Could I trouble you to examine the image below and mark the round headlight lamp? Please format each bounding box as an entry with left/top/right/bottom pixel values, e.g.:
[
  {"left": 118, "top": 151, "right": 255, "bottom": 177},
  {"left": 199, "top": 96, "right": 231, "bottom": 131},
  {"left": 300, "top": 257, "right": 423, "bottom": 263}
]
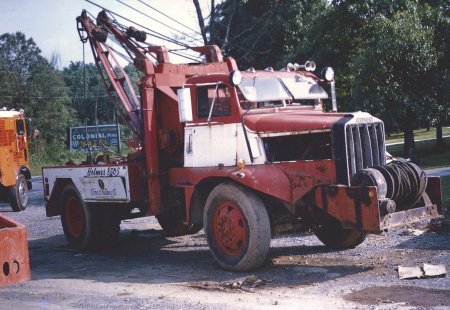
[
  {"left": 322, "top": 67, "right": 335, "bottom": 82},
  {"left": 229, "top": 70, "right": 243, "bottom": 86}
]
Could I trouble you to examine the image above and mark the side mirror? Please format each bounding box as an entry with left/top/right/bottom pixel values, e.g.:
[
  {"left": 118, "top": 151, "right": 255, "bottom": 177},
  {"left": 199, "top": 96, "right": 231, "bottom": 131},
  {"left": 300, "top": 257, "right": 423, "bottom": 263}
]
[{"left": 177, "top": 88, "right": 193, "bottom": 122}]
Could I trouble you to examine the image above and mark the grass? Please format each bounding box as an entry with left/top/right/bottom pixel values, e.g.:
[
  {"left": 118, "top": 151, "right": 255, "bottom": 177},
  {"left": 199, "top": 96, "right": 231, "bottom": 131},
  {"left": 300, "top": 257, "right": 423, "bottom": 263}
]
[
  {"left": 387, "top": 136, "right": 450, "bottom": 169},
  {"left": 385, "top": 127, "right": 450, "bottom": 144}
]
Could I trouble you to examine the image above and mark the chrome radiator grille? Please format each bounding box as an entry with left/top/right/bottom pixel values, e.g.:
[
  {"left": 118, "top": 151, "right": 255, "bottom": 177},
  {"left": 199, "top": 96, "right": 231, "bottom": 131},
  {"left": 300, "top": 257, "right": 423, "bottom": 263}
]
[{"left": 345, "top": 122, "right": 386, "bottom": 178}]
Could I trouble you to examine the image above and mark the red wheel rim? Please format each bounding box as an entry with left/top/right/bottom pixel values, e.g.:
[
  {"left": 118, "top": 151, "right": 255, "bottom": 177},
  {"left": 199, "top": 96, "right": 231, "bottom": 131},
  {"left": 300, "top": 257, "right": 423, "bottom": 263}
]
[
  {"left": 66, "top": 196, "right": 84, "bottom": 238},
  {"left": 212, "top": 200, "right": 247, "bottom": 256}
]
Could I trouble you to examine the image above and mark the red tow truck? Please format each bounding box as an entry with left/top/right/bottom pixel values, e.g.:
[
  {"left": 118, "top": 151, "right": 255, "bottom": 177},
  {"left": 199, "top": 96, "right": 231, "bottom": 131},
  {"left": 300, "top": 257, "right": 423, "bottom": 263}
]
[{"left": 42, "top": 10, "right": 442, "bottom": 271}]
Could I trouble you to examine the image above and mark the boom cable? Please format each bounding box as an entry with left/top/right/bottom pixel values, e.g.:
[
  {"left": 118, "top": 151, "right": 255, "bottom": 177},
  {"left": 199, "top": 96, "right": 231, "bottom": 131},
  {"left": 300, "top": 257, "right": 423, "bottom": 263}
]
[
  {"left": 136, "top": 0, "right": 203, "bottom": 36},
  {"left": 84, "top": 0, "right": 192, "bottom": 49},
  {"left": 115, "top": 0, "right": 203, "bottom": 45}
]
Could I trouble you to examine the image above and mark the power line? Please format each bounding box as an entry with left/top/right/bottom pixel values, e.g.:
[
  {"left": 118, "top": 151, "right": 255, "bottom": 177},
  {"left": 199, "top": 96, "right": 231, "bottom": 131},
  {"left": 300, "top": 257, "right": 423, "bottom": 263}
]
[
  {"left": 136, "top": 0, "right": 202, "bottom": 36},
  {"left": 115, "top": 0, "right": 203, "bottom": 45}
]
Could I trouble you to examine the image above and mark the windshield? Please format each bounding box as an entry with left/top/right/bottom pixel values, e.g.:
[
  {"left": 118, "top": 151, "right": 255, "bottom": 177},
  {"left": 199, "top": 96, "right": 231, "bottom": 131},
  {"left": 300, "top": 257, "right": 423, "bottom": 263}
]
[
  {"left": 237, "top": 75, "right": 328, "bottom": 110},
  {"left": 238, "top": 78, "right": 291, "bottom": 102},
  {"left": 281, "top": 75, "right": 328, "bottom": 100}
]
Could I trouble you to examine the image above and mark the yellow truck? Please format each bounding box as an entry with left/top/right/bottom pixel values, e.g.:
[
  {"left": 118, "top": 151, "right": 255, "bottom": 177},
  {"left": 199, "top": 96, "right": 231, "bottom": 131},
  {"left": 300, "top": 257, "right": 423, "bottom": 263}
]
[{"left": 0, "top": 109, "right": 32, "bottom": 211}]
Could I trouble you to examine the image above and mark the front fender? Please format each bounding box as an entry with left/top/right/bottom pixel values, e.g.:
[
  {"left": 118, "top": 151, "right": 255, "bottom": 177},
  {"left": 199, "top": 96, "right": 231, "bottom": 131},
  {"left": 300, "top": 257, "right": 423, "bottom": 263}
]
[{"left": 229, "top": 165, "right": 293, "bottom": 203}]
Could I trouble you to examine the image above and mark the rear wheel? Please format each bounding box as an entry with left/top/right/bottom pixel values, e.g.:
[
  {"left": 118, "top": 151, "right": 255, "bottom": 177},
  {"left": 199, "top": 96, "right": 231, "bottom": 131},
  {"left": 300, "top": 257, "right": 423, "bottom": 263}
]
[
  {"left": 314, "top": 219, "right": 367, "bottom": 249},
  {"left": 157, "top": 189, "right": 202, "bottom": 237},
  {"left": 204, "top": 182, "right": 271, "bottom": 271},
  {"left": 94, "top": 206, "right": 121, "bottom": 246},
  {"left": 9, "top": 174, "right": 28, "bottom": 212},
  {"left": 60, "top": 184, "right": 94, "bottom": 250},
  {"left": 157, "top": 214, "right": 202, "bottom": 237},
  {"left": 60, "top": 185, "right": 121, "bottom": 250}
]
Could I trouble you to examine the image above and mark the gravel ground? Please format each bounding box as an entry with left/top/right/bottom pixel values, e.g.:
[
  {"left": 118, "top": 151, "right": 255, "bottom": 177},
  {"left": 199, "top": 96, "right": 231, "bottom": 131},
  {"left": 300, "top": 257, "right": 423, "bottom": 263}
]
[{"left": 1, "top": 177, "right": 449, "bottom": 310}]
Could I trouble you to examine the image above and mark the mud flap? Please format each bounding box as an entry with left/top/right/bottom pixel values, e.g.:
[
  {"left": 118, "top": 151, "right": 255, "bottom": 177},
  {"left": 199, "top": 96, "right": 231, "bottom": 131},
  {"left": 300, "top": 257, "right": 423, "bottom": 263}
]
[{"left": 0, "top": 215, "right": 30, "bottom": 287}]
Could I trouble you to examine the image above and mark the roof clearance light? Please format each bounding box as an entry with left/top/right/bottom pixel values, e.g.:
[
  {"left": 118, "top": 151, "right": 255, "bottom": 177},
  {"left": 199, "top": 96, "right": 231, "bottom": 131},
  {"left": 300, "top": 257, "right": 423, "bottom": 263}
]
[
  {"left": 322, "top": 67, "right": 335, "bottom": 82},
  {"left": 229, "top": 70, "right": 243, "bottom": 86}
]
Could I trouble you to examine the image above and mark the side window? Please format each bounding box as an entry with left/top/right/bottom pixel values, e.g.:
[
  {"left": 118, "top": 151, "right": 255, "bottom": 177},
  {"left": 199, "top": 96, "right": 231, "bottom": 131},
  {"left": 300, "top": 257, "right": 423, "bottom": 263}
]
[
  {"left": 16, "top": 119, "right": 25, "bottom": 135},
  {"left": 197, "top": 84, "right": 231, "bottom": 119}
]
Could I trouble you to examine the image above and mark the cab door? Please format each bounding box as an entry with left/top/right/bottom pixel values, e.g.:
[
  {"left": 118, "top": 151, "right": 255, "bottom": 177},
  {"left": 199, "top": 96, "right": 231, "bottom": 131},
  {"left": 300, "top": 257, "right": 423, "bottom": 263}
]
[{"left": 184, "top": 83, "right": 238, "bottom": 168}]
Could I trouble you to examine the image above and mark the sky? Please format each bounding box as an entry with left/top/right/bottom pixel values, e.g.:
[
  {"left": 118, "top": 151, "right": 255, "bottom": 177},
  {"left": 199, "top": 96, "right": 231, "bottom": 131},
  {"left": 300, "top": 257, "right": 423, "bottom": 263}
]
[{"left": 0, "top": 0, "right": 210, "bottom": 68}]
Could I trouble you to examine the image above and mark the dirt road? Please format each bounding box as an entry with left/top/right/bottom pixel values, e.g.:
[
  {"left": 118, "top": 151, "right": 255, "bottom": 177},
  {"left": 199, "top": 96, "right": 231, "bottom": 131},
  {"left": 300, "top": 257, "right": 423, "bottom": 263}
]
[{"left": 1, "top": 177, "right": 449, "bottom": 309}]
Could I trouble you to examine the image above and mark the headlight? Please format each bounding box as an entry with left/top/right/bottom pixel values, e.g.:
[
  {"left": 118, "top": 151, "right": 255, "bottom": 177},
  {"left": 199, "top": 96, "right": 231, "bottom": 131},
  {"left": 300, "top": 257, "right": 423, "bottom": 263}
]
[
  {"left": 321, "top": 67, "right": 335, "bottom": 82},
  {"left": 229, "top": 70, "right": 243, "bottom": 86}
]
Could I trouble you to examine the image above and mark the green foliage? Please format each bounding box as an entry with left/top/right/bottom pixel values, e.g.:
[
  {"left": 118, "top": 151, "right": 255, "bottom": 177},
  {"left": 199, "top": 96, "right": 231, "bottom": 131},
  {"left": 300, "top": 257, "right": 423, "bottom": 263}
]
[
  {"left": 210, "top": 0, "right": 450, "bottom": 159},
  {"left": 0, "top": 32, "right": 75, "bottom": 155},
  {"left": 351, "top": 4, "right": 438, "bottom": 124},
  {"left": 62, "top": 62, "right": 113, "bottom": 126},
  {"left": 211, "top": 0, "right": 329, "bottom": 69}
]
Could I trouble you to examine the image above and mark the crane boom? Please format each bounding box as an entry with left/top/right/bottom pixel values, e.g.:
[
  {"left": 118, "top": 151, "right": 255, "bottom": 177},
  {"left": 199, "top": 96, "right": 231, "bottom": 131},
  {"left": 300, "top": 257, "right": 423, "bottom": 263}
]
[{"left": 76, "top": 10, "right": 149, "bottom": 140}]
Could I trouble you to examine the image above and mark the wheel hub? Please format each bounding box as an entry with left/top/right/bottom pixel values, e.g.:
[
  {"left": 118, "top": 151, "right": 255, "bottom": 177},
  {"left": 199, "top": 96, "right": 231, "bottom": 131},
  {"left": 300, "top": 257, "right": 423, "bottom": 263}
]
[{"left": 213, "top": 201, "right": 247, "bottom": 256}]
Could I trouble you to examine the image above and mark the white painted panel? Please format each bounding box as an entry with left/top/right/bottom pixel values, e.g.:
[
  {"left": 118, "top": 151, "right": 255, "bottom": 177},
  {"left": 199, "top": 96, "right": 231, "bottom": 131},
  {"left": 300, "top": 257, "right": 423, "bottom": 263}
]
[
  {"left": 43, "top": 165, "right": 130, "bottom": 202},
  {"left": 236, "top": 124, "right": 266, "bottom": 165},
  {"left": 184, "top": 123, "right": 237, "bottom": 167}
]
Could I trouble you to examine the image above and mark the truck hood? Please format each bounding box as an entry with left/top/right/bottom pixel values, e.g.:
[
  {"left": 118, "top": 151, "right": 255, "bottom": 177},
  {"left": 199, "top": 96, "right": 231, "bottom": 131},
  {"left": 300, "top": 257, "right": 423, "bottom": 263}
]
[{"left": 243, "top": 110, "right": 349, "bottom": 134}]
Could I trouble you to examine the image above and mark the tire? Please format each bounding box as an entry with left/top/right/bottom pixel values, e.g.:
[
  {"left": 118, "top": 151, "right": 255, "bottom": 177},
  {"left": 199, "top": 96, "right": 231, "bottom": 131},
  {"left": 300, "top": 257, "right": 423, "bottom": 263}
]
[
  {"left": 157, "top": 189, "right": 202, "bottom": 237},
  {"left": 157, "top": 213, "right": 202, "bottom": 237},
  {"left": 203, "top": 182, "right": 271, "bottom": 271},
  {"left": 314, "top": 219, "right": 367, "bottom": 249},
  {"left": 9, "top": 174, "right": 28, "bottom": 212},
  {"left": 95, "top": 206, "right": 121, "bottom": 246},
  {"left": 60, "top": 184, "right": 96, "bottom": 250},
  {"left": 60, "top": 185, "right": 121, "bottom": 250}
]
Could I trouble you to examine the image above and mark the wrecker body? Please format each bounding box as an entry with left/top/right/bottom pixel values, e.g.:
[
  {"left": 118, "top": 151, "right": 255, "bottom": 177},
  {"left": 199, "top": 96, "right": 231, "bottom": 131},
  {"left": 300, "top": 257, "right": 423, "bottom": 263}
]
[
  {"left": 42, "top": 10, "right": 443, "bottom": 271},
  {"left": 0, "top": 109, "right": 32, "bottom": 212}
]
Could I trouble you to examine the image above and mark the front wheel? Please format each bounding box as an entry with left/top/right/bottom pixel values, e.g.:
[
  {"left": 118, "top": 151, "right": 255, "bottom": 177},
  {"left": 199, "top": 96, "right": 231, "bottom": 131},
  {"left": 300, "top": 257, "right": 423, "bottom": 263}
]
[
  {"left": 9, "top": 174, "right": 28, "bottom": 212},
  {"left": 204, "top": 182, "right": 271, "bottom": 271},
  {"left": 314, "top": 219, "right": 367, "bottom": 249}
]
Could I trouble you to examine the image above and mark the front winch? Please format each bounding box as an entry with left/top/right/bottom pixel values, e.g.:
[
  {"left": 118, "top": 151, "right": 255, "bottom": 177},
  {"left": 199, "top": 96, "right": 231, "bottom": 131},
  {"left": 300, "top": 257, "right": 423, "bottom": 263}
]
[{"left": 351, "top": 161, "right": 428, "bottom": 214}]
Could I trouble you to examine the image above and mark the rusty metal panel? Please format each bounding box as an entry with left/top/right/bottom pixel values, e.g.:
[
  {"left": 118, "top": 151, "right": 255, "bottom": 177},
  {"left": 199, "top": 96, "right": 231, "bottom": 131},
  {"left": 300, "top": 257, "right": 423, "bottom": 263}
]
[
  {"left": 0, "top": 215, "right": 30, "bottom": 287},
  {"left": 314, "top": 185, "right": 381, "bottom": 232}
]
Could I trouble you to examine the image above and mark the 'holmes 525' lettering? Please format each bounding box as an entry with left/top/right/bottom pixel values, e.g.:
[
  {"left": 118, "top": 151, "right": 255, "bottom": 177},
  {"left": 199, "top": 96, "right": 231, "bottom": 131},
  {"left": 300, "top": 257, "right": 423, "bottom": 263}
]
[{"left": 86, "top": 167, "right": 120, "bottom": 177}]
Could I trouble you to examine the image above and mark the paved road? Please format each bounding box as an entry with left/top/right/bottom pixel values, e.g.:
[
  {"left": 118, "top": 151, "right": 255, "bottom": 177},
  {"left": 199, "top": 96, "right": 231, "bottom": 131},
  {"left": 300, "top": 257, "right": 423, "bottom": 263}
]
[{"left": 426, "top": 166, "right": 450, "bottom": 177}]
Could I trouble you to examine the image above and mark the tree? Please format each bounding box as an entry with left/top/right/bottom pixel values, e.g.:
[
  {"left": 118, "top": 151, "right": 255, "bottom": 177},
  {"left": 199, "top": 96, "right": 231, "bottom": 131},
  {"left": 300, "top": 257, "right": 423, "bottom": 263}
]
[
  {"left": 0, "top": 32, "right": 42, "bottom": 109},
  {"left": 424, "top": 2, "right": 450, "bottom": 148},
  {"left": 204, "top": 0, "right": 329, "bottom": 69},
  {"left": 26, "top": 58, "right": 75, "bottom": 146},
  {"left": 351, "top": 4, "right": 439, "bottom": 160},
  {"left": 0, "top": 32, "right": 75, "bottom": 160}
]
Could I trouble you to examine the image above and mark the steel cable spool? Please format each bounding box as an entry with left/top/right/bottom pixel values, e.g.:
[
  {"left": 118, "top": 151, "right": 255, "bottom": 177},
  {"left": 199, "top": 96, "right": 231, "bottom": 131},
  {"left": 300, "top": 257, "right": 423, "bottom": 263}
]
[
  {"left": 383, "top": 164, "right": 401, "bottom": 201},
  {"left": 395, "top": 161, "right": 427, "bottom": 208},
  {"left": 351, "top": 168, "right": 387, "bottom": 199},
  {"left": 372, "top": 165, "right": 395, "bottom": 198},
  {"left": 371, "top": 161, "right": 428, "bottom": 209}
]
